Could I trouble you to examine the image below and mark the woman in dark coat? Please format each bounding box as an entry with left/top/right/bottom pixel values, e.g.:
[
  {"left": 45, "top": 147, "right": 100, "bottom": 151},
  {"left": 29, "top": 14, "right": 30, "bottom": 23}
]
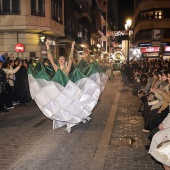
[
  {"left": 0, "top": 61, "right": 9, "bottom": 112},
  {"left": 15, "top": 60, "right": 29, "bottom": 106}
]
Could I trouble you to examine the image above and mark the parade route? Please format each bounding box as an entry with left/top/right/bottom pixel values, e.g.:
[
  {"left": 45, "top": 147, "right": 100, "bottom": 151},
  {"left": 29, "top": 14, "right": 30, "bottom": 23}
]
[{"left": 0, "top": 71, "right": 163, "bottom": 170}]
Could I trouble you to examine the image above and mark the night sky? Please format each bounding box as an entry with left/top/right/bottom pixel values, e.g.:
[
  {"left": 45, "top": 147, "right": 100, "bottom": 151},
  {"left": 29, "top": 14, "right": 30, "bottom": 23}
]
[
  {"left": 118, "top": 0, "right": 134, "bottom": 30},
  {"left": 108, "top": 0, "right": 134, "bottom": 30}
]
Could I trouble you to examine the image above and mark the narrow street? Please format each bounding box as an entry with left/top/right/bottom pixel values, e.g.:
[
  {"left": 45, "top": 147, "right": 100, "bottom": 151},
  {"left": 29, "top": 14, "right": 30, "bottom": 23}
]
[{"left": 0, "top": 72, "right": 163, "bottom": 170}]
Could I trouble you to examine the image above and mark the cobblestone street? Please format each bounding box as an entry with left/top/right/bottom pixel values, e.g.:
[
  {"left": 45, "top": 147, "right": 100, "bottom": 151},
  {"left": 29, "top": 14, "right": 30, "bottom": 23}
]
[
  {"left": 104, "top": 77, "right": 163, "bottom": 170},
  {"left": 0, "top": 71, "right": 163, "bottom": 170}
]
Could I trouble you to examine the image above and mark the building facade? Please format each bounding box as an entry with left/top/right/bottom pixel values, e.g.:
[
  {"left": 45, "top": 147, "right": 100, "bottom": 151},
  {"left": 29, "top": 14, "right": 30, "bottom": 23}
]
[
  {"left": 0, "top": 0, "right": 65, "bottom": 58},
  {"left": 134, "top": 0, "right": 170, "bottom": 58},
  {"left": 0, "top": 0, "right": 105, "bottom": 60}
]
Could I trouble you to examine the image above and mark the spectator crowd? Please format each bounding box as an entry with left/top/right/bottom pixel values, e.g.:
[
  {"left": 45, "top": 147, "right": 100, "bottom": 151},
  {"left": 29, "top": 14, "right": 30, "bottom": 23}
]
[
  {"left": 121, "top": 58, "right": 170, "bottom": 170},
  {"left": 0, "top": 52, "right": 41, "bottom": 113}
]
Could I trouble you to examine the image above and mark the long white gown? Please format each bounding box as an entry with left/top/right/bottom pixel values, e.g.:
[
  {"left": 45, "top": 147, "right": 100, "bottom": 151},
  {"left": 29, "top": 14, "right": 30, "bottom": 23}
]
[{"left": 149, "top": 128, "right": 170, "bottom": 166}]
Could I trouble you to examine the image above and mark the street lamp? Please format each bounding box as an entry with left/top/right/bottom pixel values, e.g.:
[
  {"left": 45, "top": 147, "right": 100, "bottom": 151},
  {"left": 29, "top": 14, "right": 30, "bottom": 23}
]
[{"left": 125, "top": 19, "right": 132, "bottom": 64}]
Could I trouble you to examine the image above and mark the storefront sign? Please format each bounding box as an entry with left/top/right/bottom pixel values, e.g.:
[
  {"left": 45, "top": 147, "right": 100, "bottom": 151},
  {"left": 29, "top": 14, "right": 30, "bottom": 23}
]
[
  {"left": 15, "top": 43, "right": 25, "bottom": 53},
  {"left": 114, "top": 30, "right": 128, "bottom": 36},
  {"left": 140, "top": 46, "right": 170, "bottom": 53},
  {"left": 106, "top": 30, "right": 129, "bottom": 37},
  {"left": 144, "top": 53, "right": 159, "bottom": 57},
  {"left": 152, "top": 29, "right": 162, "bottom": 47}
]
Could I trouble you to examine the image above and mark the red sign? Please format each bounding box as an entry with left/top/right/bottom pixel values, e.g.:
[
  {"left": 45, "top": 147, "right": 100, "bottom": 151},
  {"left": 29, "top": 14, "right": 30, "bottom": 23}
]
[
  {"left": 15, "top": 43, "right": 25, "bottom": 53},
  {"left": 140, "top": 46, "right": 170, "bottom": 53}
]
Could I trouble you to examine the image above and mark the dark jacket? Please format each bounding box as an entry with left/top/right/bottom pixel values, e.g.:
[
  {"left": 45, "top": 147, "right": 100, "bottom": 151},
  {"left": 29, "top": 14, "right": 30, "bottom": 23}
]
[
  {"left": 0, "top": 69, "right": 7, "bottom": 93},
  {"left": 121, "top": 64, "right": 131, "bottom": 77}
]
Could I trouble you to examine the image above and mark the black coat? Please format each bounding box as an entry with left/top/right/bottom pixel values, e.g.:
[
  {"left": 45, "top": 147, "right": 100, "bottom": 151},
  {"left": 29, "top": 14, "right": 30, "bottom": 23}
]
[
  {"left": 0, "top": 69, "right": 7, "bottom": 93},
  {"left": 15, "top": 66, "right": 28, "bottom": 94},
  {"left": 121, "top": 64, "right": 131, "bottom": 77}
]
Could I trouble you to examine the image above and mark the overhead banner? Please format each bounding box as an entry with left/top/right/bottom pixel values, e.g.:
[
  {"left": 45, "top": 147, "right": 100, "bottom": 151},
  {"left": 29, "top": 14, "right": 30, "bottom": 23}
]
[{"left": 107, "top": 30, "right": 129, "bottom": 37}]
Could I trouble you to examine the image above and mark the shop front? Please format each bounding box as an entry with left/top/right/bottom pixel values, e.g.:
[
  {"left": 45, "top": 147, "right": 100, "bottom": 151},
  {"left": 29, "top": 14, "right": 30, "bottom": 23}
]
[{"left": 140, "top": 46, "right": 170, "bottom": 60}]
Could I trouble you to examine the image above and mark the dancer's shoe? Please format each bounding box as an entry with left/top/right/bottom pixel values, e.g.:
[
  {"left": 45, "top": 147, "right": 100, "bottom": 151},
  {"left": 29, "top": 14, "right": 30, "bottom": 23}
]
[
  {"left": 66, "top": 124, "right": 71, "bottom": 133},
  {"left": 82, "top": 120, "right": 87, "bottom": 123},
  {"left": 87, "top": 117, "right": 91, "bottom": 121},
  {"left": 67, "top": 127, "right": 71, "bottom": 133}
]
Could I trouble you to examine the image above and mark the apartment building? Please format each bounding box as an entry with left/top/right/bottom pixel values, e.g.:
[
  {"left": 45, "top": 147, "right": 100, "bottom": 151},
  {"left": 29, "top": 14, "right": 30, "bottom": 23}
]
[
  {"left": 134, "top": 0, "right": 170, "bottom": 58},
  {"left": 0, "top": 0, "right": 104, "bottom": 59}
]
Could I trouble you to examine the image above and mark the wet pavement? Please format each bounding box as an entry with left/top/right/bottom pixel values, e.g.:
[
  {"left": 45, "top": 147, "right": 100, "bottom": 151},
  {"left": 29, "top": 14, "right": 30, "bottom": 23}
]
[{"left": 0, "top": 71, "right": 163, "bottom": 170}]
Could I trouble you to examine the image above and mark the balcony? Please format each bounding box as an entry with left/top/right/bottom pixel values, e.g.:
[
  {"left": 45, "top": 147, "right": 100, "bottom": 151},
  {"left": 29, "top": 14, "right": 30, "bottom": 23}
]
[
  {"left": 80, "top": 2, "right": 92, "bottom": 22},
  {"left": 0, "top": 15, "right": 64, "bottom": 37},
  {"left": 67, "top": 0, "right": 81, "bottom": 15},
  {"left": 134, "top": 18, "right": 170, "bottom": 35}
]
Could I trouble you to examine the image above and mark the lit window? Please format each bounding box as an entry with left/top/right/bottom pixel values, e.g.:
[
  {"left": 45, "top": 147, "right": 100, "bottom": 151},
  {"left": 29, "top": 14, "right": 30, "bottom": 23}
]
[
  {"left": 0, "top": 0, "right": 20, "bottom": 14},
  {"left": 155, "top": 10, "right": 163, "bottom": 19}
]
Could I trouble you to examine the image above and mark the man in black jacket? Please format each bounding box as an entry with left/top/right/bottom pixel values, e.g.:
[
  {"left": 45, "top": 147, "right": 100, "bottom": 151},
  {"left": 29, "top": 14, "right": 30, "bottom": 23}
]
[{"left": 121, "top": 61, "right": 131, "bottom": 87}]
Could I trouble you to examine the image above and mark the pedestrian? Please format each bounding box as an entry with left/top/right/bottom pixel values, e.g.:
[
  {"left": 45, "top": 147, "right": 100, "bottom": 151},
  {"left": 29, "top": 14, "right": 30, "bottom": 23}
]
[
  {"left": 120, "top": 60, "right": 131, "bottom": 87},
  {"left": 15, "top": 60, "right": 29, "bottom": 106},
  {"left": 0, "top": 61, "right": 8, "bottom": 112},
  {"left": 3, "top": 60, "right": 22, "bottom": 108}
]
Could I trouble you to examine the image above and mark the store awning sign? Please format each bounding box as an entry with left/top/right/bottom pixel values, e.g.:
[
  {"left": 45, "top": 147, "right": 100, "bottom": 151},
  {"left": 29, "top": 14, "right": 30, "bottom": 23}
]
[
  {"left": 140, "top": 46, "right": 170, "bottom": 53},
  {"left": 145, "top": 52, "right": 159, "bottom": 57}
]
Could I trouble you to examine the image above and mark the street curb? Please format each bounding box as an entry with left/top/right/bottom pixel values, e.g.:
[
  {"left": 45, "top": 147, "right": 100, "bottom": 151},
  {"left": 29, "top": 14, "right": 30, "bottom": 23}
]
[{"left": 90, "top": 87, "right": 121, "bottom": 170}]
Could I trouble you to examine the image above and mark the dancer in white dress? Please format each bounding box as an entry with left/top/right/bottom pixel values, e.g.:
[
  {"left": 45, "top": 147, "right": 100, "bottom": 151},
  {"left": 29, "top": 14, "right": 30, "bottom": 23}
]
[
  {"left": 149, "top": 113, "right": 170, "bottom": 170},
  {"left": 46, "top": 41, "right": 75, "bottom": 133},
  {"left": 46, "top": 41, "right": 75, "bottom": 76}
]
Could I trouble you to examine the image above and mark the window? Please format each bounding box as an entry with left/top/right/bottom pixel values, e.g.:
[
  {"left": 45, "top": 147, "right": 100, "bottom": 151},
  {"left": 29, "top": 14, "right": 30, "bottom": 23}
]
[
  {"left": 155, "top": 10, "right": 163, "bottom": 19},
  {"left": 78, "top": 25, "right": 83, "bottom": 38},
  {"left": 84, "top": 29, "right": 88, "bottom": 40},
  {"left": 65, "top": 10, "right": 75, "bottom": 38},
  {"left": 146, "top": 11, "right": 153, "bottom": 20},
  {"left": 0, "top": 0, "right": 20, "bottom": 14},
  {"left": 141, "top": 13, "right": 147, "bottom": 20},
  {"left": 90, "top": 38, "right": 95, "bottom": 46},
  {"left": 51, "top": 0, "right": 62, "bottom": 24},
  {"left": 141, "top": 11, "right": 153, "bottom": 20},
  {"left": 103, "top": 26, "right": 106, "bottom": 35},
  {"left": 30, "top": 52, "right": 36, "bottom": 58},
  {"left": 31, "top": 0, "right": 45, "bottom": 17},
  {"left": 141, "top": 30, "right": 152, "bottom": 40},
  {"left": 164, "top": 29, "right": 170, "bottom": 38}
]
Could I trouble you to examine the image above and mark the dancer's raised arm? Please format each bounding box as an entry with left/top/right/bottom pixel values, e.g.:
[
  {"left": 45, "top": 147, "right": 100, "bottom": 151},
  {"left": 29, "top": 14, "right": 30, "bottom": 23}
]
[
  {"left": 46, "top": 41, "right": 58, "bottom": 72},
  {"left": 65, "top": 41, "right": 75, "bottom": 75}
]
